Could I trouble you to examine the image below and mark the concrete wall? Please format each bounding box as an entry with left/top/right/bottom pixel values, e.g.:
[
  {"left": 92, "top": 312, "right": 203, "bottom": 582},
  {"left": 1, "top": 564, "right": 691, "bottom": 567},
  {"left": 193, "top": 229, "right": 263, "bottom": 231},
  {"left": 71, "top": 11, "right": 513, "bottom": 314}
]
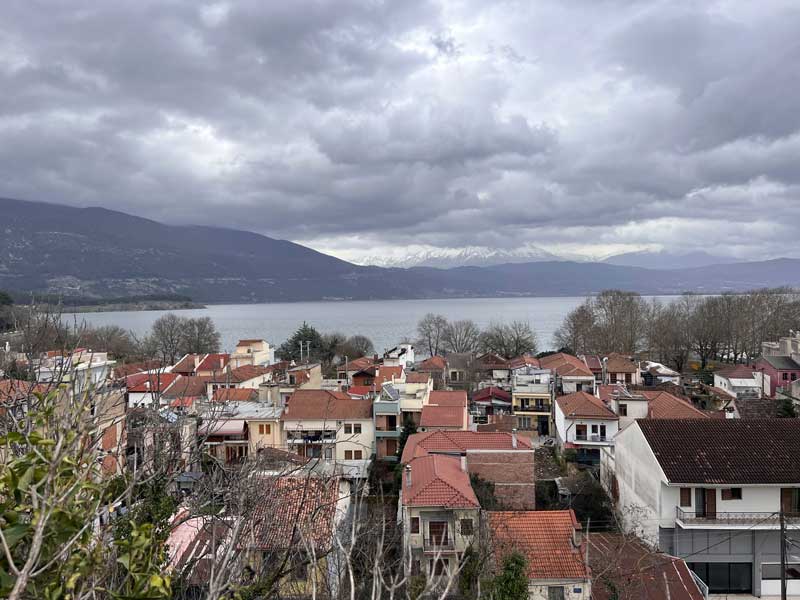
[{"left": 528, "top": 580, "right": 590, "bottom": 600}]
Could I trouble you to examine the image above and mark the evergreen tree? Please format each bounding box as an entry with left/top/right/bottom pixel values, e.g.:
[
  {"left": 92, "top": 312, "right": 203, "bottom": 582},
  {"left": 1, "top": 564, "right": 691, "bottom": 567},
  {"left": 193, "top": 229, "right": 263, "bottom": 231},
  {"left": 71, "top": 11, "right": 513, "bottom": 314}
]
[{"left": 491, "top": 552, "right": 529, "bottom": 600}]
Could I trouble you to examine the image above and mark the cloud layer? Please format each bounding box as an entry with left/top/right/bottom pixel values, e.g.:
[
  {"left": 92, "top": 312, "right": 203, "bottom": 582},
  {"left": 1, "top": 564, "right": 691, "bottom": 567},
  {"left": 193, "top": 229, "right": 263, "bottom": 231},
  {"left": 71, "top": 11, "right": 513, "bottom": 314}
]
[{"left": 1, "top": 0, "right": 799, "bottom": 262}]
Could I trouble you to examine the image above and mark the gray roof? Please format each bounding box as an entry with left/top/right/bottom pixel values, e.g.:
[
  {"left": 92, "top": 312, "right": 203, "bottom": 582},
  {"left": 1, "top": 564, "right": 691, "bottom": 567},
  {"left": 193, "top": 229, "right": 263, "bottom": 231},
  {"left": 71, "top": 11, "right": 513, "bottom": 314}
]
[{"left": 761, "top": 355, "right": 800, "bottom": 370}]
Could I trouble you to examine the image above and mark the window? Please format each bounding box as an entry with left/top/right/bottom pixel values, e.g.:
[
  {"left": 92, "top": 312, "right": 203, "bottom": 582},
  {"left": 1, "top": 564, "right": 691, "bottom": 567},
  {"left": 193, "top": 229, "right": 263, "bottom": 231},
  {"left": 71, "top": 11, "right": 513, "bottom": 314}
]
[
  {"left": 353, "top": 423, "right": 362, "bottom": 434},
  {"left": 548, "top": 587, "right": 566, "bottom": 600},
  {"left": 353, "top": 450, "right": 363, "bottom": 460},
  {"left": 518, "top": 416, "right": 532, "bottom": 430},
  {"left": 460, "top": 519, "right": 473, "bottom": 536},
  {"left": 291, "top": 560, "right": 307, "bottom": 581},
  {"left": 591, "top": 424, "right": 599, "bottom": 434},
  {"left": 618, "top": 403, "right": 627, "bottom": 416},
  {"left": 625, "top": 373, "right": 632, "bottom": 384},
  {"left": 793, "top": 373, "right": 798, "bottom": 381},
  {"left": 258, "top": 423, "right": 271, "bottom": 435},
  {"left": 344, "top": 424, "right": 353, "bottom": 434},
  {"left": 721, "top": 488, "right": 742, "bottom": 500},
  {"left": 258, "top": 424, "right": 264, "bottom": 435},
  {"left": 680, "top": 487, "right": 692, "bottom": 507},
  {"left": 429, "top": 559, "right": 447, "bottom": 576},
  {"left": 410, "top": 517, "right": 420, "bottom": 534},
  {"left": 344, "top": 450, "right": 353, "bottom": 460},
  {"left": 783, "top": 372, "right": 789, "bottom": 380},
  {"left": 324, "top": 447, "right": 333, "bottom": 460}
]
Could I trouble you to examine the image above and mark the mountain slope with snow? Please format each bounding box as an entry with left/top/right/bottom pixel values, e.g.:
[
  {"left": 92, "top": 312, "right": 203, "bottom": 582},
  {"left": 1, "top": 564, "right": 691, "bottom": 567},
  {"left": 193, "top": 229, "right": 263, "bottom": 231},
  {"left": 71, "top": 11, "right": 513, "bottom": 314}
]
[{"left": 357, "top": 246, "right": 560, "bottom": 269}]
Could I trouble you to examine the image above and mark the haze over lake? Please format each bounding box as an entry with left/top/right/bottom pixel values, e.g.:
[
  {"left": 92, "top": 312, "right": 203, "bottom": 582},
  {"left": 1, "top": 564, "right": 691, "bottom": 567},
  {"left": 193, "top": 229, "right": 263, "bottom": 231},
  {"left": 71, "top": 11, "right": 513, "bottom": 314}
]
[{"left": 64, "top": 296, "right": 676, "bottom": 356}]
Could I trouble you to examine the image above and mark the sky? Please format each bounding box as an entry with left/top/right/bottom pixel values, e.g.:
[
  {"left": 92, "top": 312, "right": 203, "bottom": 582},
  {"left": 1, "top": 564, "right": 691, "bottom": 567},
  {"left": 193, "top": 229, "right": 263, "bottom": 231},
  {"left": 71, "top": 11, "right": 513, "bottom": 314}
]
[{"left": 1, "top": 0, "right": 799, "bottom": 264}]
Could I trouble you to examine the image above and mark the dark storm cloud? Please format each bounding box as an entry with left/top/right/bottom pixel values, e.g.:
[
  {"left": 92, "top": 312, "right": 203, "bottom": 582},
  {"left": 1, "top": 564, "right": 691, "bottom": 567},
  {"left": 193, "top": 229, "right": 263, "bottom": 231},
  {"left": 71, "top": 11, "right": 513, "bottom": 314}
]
[{"left": 0, "top": 0, "right": 798, "bottom": 261}]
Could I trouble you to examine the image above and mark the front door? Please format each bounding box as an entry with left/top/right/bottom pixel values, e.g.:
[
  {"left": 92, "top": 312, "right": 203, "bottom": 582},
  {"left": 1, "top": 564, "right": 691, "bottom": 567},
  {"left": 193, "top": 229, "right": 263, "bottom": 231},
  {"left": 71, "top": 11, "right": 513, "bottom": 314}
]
[
  {"left": 385, "top": 438, "right": 398, "bottom": 457},
  {"left": 695, "top": 488, "right": 706, "bottom": 517},
  {"left": 705, "top": 488, "right": 717, "bottom": 520},
  {"left": 537, "top": 415, "right": 550, "bottom": 436}
]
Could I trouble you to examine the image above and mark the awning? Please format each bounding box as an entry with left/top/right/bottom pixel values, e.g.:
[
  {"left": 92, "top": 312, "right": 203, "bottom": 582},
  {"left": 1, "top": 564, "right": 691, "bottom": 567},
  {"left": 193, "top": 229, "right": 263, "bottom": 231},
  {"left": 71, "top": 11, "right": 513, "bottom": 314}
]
[{"left": 200, "top": 419, "right": 245, "bottom": 436}]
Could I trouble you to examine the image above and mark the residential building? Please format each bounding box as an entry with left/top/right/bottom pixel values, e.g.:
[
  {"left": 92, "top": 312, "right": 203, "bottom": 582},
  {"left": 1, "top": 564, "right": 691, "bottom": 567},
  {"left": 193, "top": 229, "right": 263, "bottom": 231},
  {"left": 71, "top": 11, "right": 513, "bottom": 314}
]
[
  {"left": 244, "top": 476, "right": 351, "bottom": 598},
  {"left": 486, "top": 510, "right": 591, "bottom": 600},
  {"left": 34, "top": 349, "right": 116, "bottom": 397},
  {"left": 754, "top": 355, "right": 800, "bottom": 398},
  {"left": 511, "top": 366, "right": 553, "bottom": 436},
  {"left": 641, "top": 361, "right": 681, "bottom": 386},
  {"left": 761, "top": 330, "right": 800, "bottom": 357},
  {"left": 419, "top": 390, "right": 468, "bottom": 432},
  {"left": 281, "top": 389, "right": 374, "bottom": 478},
  {"left": 475, "top": 352, "right": 511, "bottom": 388},
  {"left": 596, "top": 385, "right": 708, "bottom": 430},
  {"left": 416, "top": 355, "right": 447, "bottom": 389},
  {"left": 445, "top": 352, "right": 474, "bottom": 390},
  {"left": 400, "top": 454, "right": 480, "bottom": 581},
  {"left": 471, "top": 386, "right": 512, "bottom": 421},
  {"left": 589, "top": 533, "right": 706, "bottom": 600},
  {"left": 714, "top": 364, "right": 765, "bottom": 399},
  {"left": 198, "top": 399, "right": 283, "bottom": 461},
  {"left": 286, "top": 363, "right": 323, "bottom": 388},
  {"left": 401, "top": 430, "right": 536, "bottom": 509},
  {"left": 351, "top": 365, "right": 402, "bottom": 390},
  {"left": 336, "top": 356, "right": 378, "bottom": 383},
  {"left": 554, "top": 391, "right": 618, "bottom": 465},
  {"left": 126, "top": 372, "right": 180, "bottom": 408},
  {"left": 194, "top": 353, "right": 230, "bottom": 377},
  {"left": 205, "top": 365, "right": 274, "bottom": 398},
  {"left": 383, "top": 343, "right": 415, "bottom": 368},
  {"left": 172, "top": 354, "right": 202, "bottom": 376},
  {"left": 539, "top": 352, "right": 595, "bottom": 395},
  {"left": 374, "top": 383, "right": 402, "bottom": 461},
  {"left": 602, "top": 353, "right": 642, "bottom": 386},
  {"left": 609, "top": 419, "right": 800, "bottom": 596},
  {"left": 230, "top": 338, "right": 275, "bottom": 368}
]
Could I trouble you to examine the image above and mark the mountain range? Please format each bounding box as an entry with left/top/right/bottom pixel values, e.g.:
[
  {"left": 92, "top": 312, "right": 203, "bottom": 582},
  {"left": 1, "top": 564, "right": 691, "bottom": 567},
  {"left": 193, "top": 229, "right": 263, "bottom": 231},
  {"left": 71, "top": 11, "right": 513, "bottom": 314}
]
[
  {"left": 2, "top": 197, "right": 799, "bottom": 303},
  {"left": 356, "top": 246, "right": 559, "bottom": 269}
]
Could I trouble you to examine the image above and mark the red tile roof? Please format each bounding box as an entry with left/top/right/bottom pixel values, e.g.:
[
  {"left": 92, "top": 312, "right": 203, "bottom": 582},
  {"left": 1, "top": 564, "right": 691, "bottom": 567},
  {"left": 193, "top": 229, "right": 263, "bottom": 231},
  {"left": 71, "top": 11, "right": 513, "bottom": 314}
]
[
  {"left": 402, "top": 455, "right": 479, "bottom": 508},
  {"left": 127, "top": 372, "right": 179, "bottom": 393},
  {"left": 401, "top": 430, "right": 532, "bottom": 463},
  {"left": 429, "top": 390, "right": 467, "bottom": 407},
  {"left": 604, "top": 353, "right": 638, "bottom": 373},
  {"left": 590, "top": 533, "right": 704, "bottom": 600},
  {"left": 169, "top": 396, "right": 197, "bottom": 409},
  {"left": 282, "top": 389, "right": 372, "bottom": 421},
  {"left": 212, "top": 388, "right": 258, "bottom": 403},
  {"left": 420, "top": 405, "right": 467, "bottom": 429},
  {"left": 248, "top": 477, "right": 340, "bottom": 551},
  {"left": 113, "top": 360, "right": 162, "bottom": 379},
  {"left": 342, "top": 356, "right": 377, "bottom": 372},
  {"left": 582, "top": 354, "right": 603, "bottom": 371},
  {"left": 507, "top": 355, "right": 541, "bottom": 370},
  {"left": 557, "top": 391, "right": 618, "bottom": 419},
  {"left": 346, "top": 385, "right": 375, "bottom": 398},
  {"left": 714, "top": 364, "right": 757, "bottom": 379},
  {"left": 196, "top": 353, "right": 230, "bottom": 372},
  {"left": 418, "top": 356, "right": 447, "bottom": 371},
  {"left": 172, "top": 354, "right": 201, "bottom": 374},
  {"left": 640, "top": 391, "right": 709, "bottom": 419},
  {"left": 405, "top": 372, "right": 431, "bottom": 384},
  {"left": 487, "top": 510, "right": 588, "bottom": 581},
  {"left": 540, "top": 353, "right": 593, "bottom": 377},
  {"left": 0, "top": 379, "right": 48, "bottom": 403},
  {"left": 206, "top": 365, "right": 271, "bottom": 384},
  {"left": 374, "top": 366, "right": 403, "bottom": 386},
  {"left": 472, "top": 386, "right": 512, "bottom": 403},
  {"left": 162, "top": 375, "right": 210, "bottom": 398}
]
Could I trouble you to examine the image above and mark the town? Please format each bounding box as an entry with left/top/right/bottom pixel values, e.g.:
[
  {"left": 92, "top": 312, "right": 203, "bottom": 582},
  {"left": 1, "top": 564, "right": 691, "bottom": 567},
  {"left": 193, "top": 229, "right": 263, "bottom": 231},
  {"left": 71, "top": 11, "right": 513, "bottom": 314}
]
[{"left": 0, "top": 289, "right": 798, "bottom": 599}]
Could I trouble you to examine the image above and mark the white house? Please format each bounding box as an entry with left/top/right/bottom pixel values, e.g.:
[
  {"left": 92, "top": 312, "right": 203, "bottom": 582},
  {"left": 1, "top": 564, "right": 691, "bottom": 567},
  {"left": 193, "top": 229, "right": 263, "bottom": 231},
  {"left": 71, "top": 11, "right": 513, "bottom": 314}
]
[
  {"left": 713, "top": 364, "right": 767, "bottom": 399},
  {"left": 554, "top": 391, "right": 618, "bottom": 465},
  {"left": 230, "top": 339, "right": 275, "bottom": 368},
  {"left": 383, "top": 344, "right": 416, "bottom": 368},
  {"left": 280, "top": 389, "right": 374, "bottom": 478},
  {"left": 607, "top": 418, "right": 800, "bottom": 597}
]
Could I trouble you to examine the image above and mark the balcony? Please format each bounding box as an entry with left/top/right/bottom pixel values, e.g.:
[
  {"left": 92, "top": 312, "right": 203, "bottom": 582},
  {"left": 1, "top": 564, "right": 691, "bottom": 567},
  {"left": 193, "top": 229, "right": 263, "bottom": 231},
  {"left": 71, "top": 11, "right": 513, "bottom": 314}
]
[
  {"left": 374, "top": 401, "right": 400, "bottom": 415},
  {"left": 286, "top": 432, "right": 335, "bottom": 444},
  {"left": 515, "top": 403, "right": 550, "bottom": 414},
  {"left": 676, "top": 507, "right": 800, "bottom": 529},
  {"left": 375, "top": 427, "right": 400, "bottom": 438},
  {"left": 574, "top": 434, "right": 609, "bottom": 444},
  {"left": 423, "top": 537, "right": 456, "bottom": 552}
]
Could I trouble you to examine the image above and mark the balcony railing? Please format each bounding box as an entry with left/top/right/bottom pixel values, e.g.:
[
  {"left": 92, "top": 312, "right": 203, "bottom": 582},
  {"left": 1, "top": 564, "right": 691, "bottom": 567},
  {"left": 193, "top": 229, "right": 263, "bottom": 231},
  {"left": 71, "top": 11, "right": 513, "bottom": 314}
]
[
  {"left": 676, "top": 507, "right": 800, "bottom": 526},
  {"left": 575, "top": 434, "right": 608, "bottom": 442},
  {"left": 423, "top": 537, "right": 455, "bottom": 552},
  {"left": 516, "top": 404, "right": 550, "bottom": 413}
]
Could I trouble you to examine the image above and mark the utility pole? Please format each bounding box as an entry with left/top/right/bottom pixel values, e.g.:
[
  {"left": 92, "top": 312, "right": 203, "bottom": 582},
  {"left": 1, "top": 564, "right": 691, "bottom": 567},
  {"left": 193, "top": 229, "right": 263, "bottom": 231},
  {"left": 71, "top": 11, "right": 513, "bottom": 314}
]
[
  {"left": 305, "top": 341, "right": 311, "bottom": 364},
  {"left": 780, "top": 505, "right": 787, "bottom": 600},
  {"left": 299, "top": 341, "right": 303, "bottom": 363}
]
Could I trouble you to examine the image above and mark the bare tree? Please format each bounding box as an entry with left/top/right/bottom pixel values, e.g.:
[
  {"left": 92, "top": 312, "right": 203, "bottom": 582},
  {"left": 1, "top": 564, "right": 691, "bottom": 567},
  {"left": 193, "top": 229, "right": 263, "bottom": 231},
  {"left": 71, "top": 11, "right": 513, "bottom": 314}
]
[
  {"left": 481, "top": 321, "right": 538, "bottom": 358},
  {"left": 416, "top": 314, "right": 448, "bottom": 357},
  {"left": 553, "top": 301, "right": 596, "bottom": 354},
  {"left": 442, "top": 320, "right": 481, "bottom": 354},
  {"left": 181, "top": 316, "right": 221, "bottom": 355}
]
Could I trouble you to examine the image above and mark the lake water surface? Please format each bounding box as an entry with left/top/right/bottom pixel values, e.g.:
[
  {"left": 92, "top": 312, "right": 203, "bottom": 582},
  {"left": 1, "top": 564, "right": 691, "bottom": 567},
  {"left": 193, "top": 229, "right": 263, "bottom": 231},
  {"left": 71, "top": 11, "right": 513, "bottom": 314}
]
[{"left": 64, "top": 296, "right": 671, "bottom": 355}]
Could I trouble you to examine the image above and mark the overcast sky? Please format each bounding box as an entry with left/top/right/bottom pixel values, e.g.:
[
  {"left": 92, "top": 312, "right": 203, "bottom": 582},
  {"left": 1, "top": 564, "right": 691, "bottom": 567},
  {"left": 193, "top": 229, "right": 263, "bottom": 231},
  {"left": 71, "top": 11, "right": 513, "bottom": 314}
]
[{"left": 2, "top": 1, "right": 799, "bottom": 263}]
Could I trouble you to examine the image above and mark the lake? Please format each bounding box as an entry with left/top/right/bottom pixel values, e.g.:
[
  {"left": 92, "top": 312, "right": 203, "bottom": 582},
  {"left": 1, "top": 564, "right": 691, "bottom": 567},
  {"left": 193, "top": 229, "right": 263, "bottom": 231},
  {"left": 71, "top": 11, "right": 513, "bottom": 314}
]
[{"left": 64, "top": 296, "right": 668, "bottom": 355}]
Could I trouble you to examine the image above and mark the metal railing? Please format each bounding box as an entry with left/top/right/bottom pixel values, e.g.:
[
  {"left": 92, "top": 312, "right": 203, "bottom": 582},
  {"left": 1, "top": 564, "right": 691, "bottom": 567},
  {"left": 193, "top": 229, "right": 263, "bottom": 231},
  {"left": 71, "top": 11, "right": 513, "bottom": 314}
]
[
  {"left": 575, "top": 434, "right": 608, "bottom": 442},
  {"left": 423, "top": 537, "right": 455, "bottom": 551},
  {"left": 676, "top": 507, "right": 800, "bottom": 525}
]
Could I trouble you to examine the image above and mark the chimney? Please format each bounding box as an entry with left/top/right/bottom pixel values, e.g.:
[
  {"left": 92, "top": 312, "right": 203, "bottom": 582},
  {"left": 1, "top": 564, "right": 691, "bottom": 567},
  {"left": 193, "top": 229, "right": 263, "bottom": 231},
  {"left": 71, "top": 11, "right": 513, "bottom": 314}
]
[
  {"left": 405, "top": 464, "right": 412, "bottom": 488},
  {"left": 194, "top": 354, "right": 202, "bottom": 368},
  {"left": 460, "top": 455, "right": 467, "bottom": 472},
  {"left": 511, "top": 428, "right": 518, "bottom": 449}
]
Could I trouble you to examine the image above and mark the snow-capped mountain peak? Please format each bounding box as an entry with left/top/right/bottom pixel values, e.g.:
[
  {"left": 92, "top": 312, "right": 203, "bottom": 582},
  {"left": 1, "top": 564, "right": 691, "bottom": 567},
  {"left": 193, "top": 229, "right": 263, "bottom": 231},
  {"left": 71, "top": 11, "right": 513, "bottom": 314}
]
[{"left": 355, "top": 245, "right": 560, "bottom": 269}]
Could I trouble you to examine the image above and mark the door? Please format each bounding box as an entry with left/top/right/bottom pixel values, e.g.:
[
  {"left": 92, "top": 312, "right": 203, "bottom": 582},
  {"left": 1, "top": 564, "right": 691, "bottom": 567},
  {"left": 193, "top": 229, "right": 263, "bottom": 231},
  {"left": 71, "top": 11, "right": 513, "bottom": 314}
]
[
  {"left": 695, "top": 488, "right": 706, "bottom": 517},
  {"left": 429, "top": 522, "right": 449, "bottom": 546},
  {"left": 782, "top": 488, "right": 800, "bottom": 514},
  {"left": 537, "top": 415, "right": 550, "bottom": 436},
  {"left": 385, "top": 438, "right": 398, "bottom": 457},
  {"left": 576, "top": 424, "right": 587, "bottom": 441}
]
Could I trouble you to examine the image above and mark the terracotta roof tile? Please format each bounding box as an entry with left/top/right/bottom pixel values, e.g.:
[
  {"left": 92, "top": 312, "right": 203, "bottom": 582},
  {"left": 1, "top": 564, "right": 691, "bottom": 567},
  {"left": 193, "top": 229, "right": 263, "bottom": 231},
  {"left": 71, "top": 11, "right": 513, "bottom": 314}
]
[
  {"left": 472, "top": 387, "right": 512, "bottom": 403},
  {"left": 540, "top": 353, "right": 593, "bottom": 377},
  {"left": 557, "top": 391, "right": 618, "bottom": 419},
  {"left": 402, "top": 455, "right": 479, "bottom": 508},
  {"left": 429, "top": 390, "right": 467, "bottom": 407},
  {"left": 420, "top": 405, "right": 467, "bottom": 429},
  {"left": 405, "top": 372, "right": 431, "bottom": 384},
  {"left": 162, "top": 375, "right": 210, "bottom": 398},
  {"left": 604, "top": 353, "right": 638, "bottom": 373},
  {"left": 418, "top": 356, "right": 447, "bottom": 371},
  {"left": 172, "top": 354, "right": 201, "bottom": 374},
  {"left": 282, "top": 389, "right": 372, "bottom": 421},
  {"left": 401, "top": 430, "right": 532, "bottom": 463},
  {"left": 212, "top": 388, "right": 258, "bottom": 403},
  {"left": 487, "top": 510, "right": 588, "bottom": 580},
  {"left": 507, "top": 355, "right": 541, "bottom": 370},
  {"left": 196, "top": 353, "right": 230, "bottom": 372},
  {"left": 640, "top": 391, "right": 709, "bottom": 419},
  {"left": 715, "top": 364, "right": 758, "bottom": 379},
  {"left": 127, "top": 372, "right": 179, "bottom": 393}
]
